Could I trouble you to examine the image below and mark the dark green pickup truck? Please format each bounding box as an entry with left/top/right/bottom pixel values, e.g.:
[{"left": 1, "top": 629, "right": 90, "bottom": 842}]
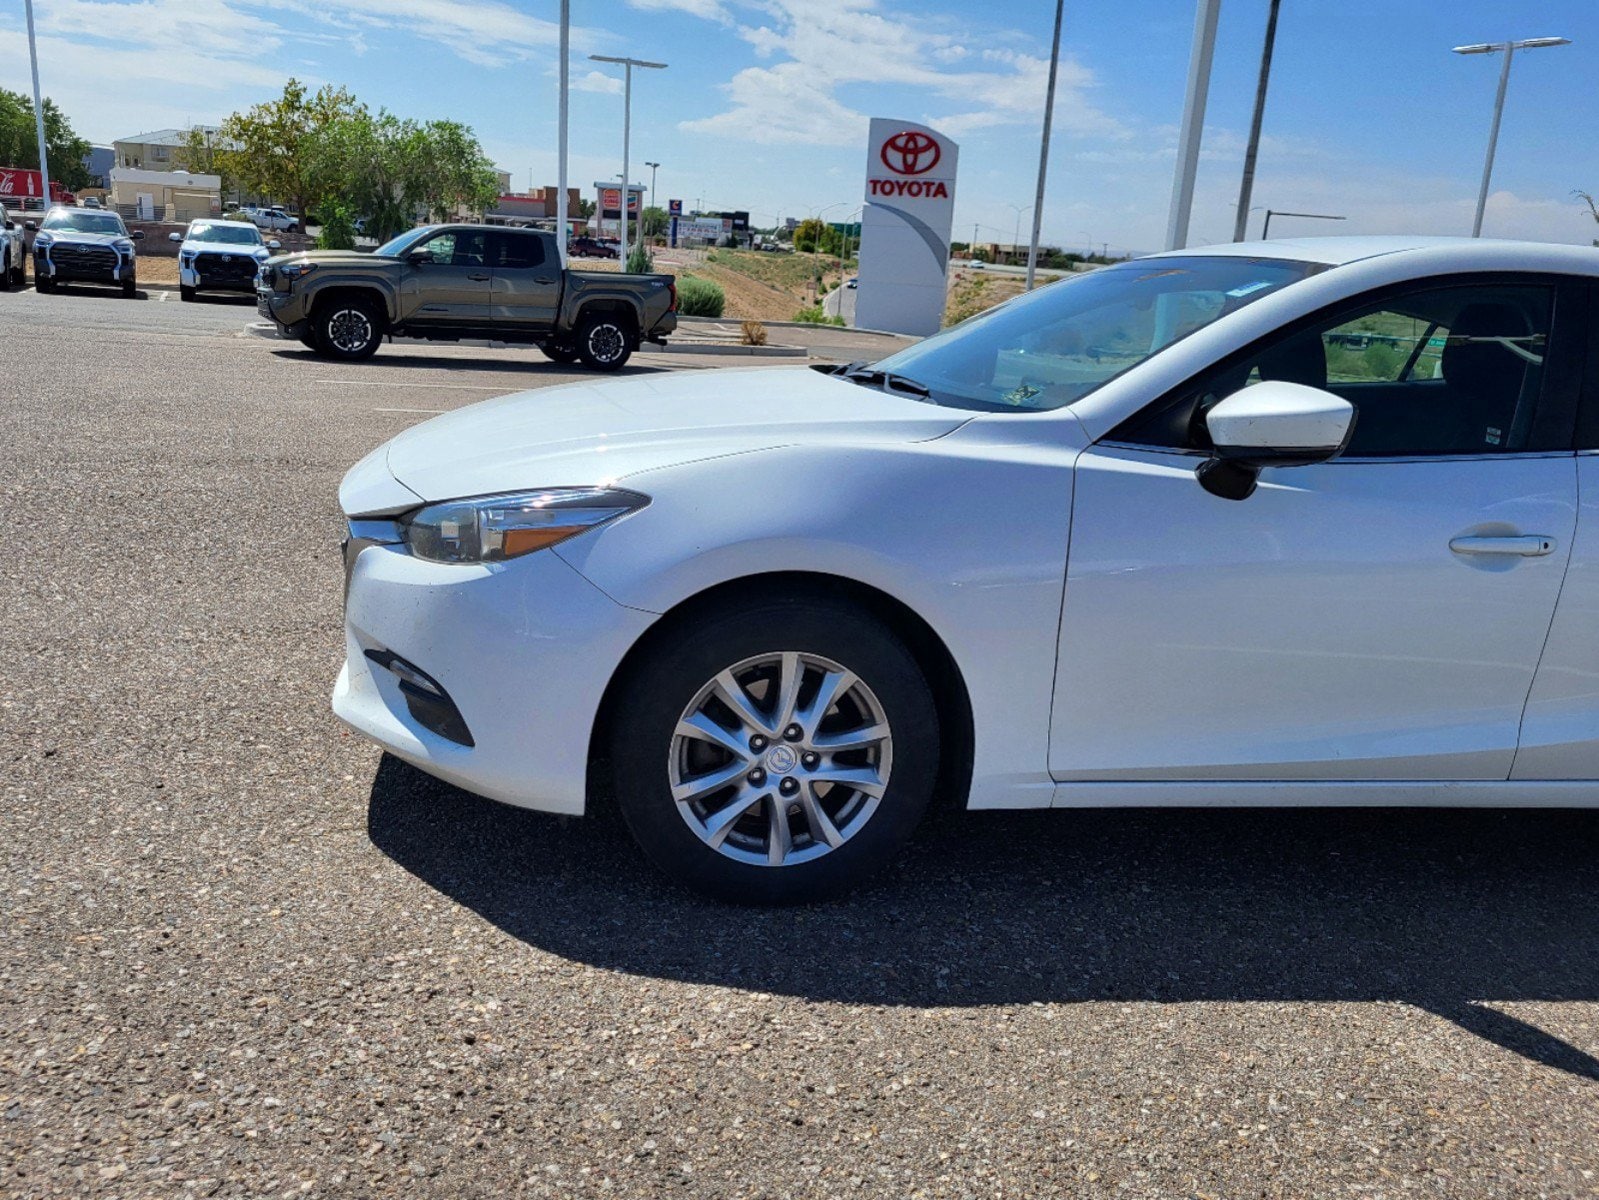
[{"left": 257, "top": 223, "right": 677, "bottom": 370}]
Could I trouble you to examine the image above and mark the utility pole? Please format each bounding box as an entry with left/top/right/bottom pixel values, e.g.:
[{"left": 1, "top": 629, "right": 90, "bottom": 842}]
[
  {"left": 1026, "top": 0, "right": 1064, "bottom": 290},
  {"left": 24, "top": 0, "right": 51, "bottom": 214},
  {"left": 556, "top": 0, "right": 569, "bottom": 258},
  {"left": 645, "top": 161, "right": 660, "bottom": 212},
  {"left": 589, "top": 54, "right": 667, "bottom": 265},
  {"left": 1233, "top": 0, "right": 1280, "bottom": 241},
  {"left": 1453, "top": 37, "right": 1570, "bottom": 236},
  {"left": 1166, "top": 0, "right": 1222, "bottom": 250}
]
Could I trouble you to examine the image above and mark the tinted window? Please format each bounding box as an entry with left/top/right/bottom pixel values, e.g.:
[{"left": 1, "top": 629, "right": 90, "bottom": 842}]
[
  {"left": 41, "top": 210, "right": 127, "bottom": 235},
  {"left": 868, "top": 256, "right": 1321, "bottom": 412},
  {"left": 187, "top": 222, "right": 262, "bottom": 246},
  {"left": 489, "top": 231, "right": 545, "bottom": 269},
  {"left": 1119, "top": 284, "right": 1556, "bottom": 458}
]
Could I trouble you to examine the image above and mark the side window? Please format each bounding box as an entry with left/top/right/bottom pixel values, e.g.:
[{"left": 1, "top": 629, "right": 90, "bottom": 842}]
[
  {"left": 489, "top": 232, "right": 545, "bottom": 270},
  {"left": 418, "top": 231, "right": 488, "bottom": 267},
  {"left": 1120, "top": 283, "right": 1555, "bottom": 458}
]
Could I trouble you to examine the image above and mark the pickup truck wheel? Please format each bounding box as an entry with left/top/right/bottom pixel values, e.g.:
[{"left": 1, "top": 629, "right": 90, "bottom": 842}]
[
  {"left": 576, "top": 315, "right": 633, "bottom": 371},
  {"left": 0, "top": 253, "right": 11, "bottom": 291},
  {"left": 540, "top": 343, "right": 580, "bottom": 364},
  {"left": 35, "top": 275, "right": 53, "bottom": 294},
  {"left": 179, "top": 285, "right": 196, "bottom": 302},
  {"left": 10, "top": 259, "right": 22, "bottom": 288},
  {"left": 315, "top": 298, "right": 382, "bottom": 361},
  {"left": 122, "top": 277, "right": 137, "bottom": 298}
]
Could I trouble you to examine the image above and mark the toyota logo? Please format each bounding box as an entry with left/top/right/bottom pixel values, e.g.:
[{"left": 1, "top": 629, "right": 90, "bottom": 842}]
[
  {"left": 222, "top": 254, "right": 232, "bottom": 263},
  {"left": 880, "top": 130, "right": 941, "bottom": 176}
]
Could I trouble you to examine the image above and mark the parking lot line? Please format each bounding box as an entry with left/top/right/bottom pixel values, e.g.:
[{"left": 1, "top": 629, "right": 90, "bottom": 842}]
[
  {"left": 313, "top": 379, "right": 510, "bottom": 392},
  {"left": 373, "top": 407, "right": 446, "bottom": 414}
]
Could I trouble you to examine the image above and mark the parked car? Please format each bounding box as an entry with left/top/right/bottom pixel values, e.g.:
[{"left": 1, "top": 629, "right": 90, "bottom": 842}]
[
  {"left": 78, "top": 196, "right": 103, "bottom": 209},
  {"left": 251, "top": 206, "right": 298, "bottom": 233},
  {"left": 845, "top": 276, "right": 858, "bottom": 289},
  {"left": 29, "top": 206, "right": 143, "bottom": 296},
  {"left": 169, "top": 218, "right": 279, "bottom": 301},
  {"left": 258, "top": 224, "right": 676, "bottom": 368},
  {"left": 0, "top": 210, "right": 24, "bottom": 289},
  {"left": 334, "top": 236, "right": 1599, "bottom": 903},
  {"left": 568, "top": 236, "right": 618, "bottom": 260}
]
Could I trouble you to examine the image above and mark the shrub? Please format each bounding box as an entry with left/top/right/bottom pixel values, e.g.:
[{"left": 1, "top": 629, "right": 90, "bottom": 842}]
[
  {"left": 676, "top": 275, "right": 725, "bottom": 318},
  {"left": 740, "top": 320, "right": 768, "bottom": 346},
  {"left": 792, "top": 305, "right": 844, "bottom": 326},
  {"left": 625, "top": 242, "right": 654, "bottom": 274}
]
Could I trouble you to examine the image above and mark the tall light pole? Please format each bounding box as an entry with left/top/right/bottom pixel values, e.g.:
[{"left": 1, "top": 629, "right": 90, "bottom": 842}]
[
  {"left": 589, "top": 53, "right": 667, "bottom": 266},
  {"left": 1167, "top": 0, "right": 1222, "bottom": 251},
  {"left": 1453, "top": 36, "right": 1570, "bottom": 237},
  {"left": 1006, "top": 202, "right": 1033, "bottom": 264},
  {"left": 1261, "top": 209, "right": 1344, "bottom": 239},
  {"left": 644, "top": 161, "right": 660, "bottom": 213},
  {"left": 1026, "top": 0, "right": 1064, "bottom": 289},
  {"left": 23, "top": 0, "right": 51, "bottom": 213},
  {"left": 556, "top": 0, "right": 569, "bottom": 259},
  {"left": 1233, "top": 0, "right": 1281, "bottom": 242}
]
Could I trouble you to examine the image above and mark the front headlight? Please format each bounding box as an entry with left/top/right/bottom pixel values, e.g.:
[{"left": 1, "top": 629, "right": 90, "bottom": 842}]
[
  {"left": 113, "top": 238, "right": 134, "bottom": 253},
  {"left": 404, "top": 488, "right": 647, "bottom": 564},
  {"left": 32, "top": 232, "right": 52, "bottom": 248},
  {"left": 280, "top": 261, "right": 317, "bottom": 280}
]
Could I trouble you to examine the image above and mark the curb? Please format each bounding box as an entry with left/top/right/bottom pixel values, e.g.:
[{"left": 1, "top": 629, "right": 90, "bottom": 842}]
[{"left": 245, "top": 323, "right": 806, "bottom": 357}]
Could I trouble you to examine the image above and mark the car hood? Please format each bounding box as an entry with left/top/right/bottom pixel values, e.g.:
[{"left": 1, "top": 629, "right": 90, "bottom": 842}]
[
  {"left": 39, "top": 230, "right": 127, "bottom": 245},
  {"left": 268, "top": 249, "right": 390, "bottom": 269},
  {"left": 377, "top": 367, "right": 970, "bottom": 504},
  {"left": 184, "top": 240, "right": 269, "bottom": 255}
]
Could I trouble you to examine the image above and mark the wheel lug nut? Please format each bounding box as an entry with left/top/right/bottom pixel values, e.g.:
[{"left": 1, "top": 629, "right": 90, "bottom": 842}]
[
  {"left": 779, "top": 777, "right": 798, "bottom": 795},
  {"left": 748, "top": 769, "right": 766, "bottom": 786},
  {"left": 749, "top": 735, "right": 768, "bottom": 752},
  {"left": 801, "top": 752, "right": 819, "bottom": 768},
  {"left": 783, "top": 724, "right": 803, "bottom": 741}
]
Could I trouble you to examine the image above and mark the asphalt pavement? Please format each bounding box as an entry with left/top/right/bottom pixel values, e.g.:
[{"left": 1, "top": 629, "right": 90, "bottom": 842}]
[{"left": 3, "top": 285, "right": 1599, "bottom": 1198}]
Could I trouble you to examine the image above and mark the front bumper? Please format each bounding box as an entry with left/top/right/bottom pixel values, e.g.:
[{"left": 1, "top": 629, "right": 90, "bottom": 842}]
[
  {"left": 183, "top": 262, "right": 261, "bottom": 292},
  {"left": 35, "top": 249, "right": 133, "bottom": 283},
  {"left": 333, "top": 538, "right": 656, "bottom": 815}
]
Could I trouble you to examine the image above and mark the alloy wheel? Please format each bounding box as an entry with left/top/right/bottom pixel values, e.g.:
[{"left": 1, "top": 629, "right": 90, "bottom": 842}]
[
  {"left": 587, "top": 322, "right": 625, "bottom": 364},
  {"left": 327, "top": 307, "right": 374, "bottom": 354},
  {"left": 668, "top": 651, "right": 893, "bottom": 868}
]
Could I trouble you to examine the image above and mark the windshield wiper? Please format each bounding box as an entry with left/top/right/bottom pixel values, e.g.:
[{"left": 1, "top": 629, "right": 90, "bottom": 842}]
[{"left": 841, "top": 366, "right": 932, "bottom": 400}]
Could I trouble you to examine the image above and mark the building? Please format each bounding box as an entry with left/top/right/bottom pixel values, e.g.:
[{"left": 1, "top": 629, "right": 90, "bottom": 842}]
[
  {"left": 113, "top": 127, "right": 224, "bottom": 171},
  {"left": 484, "top": 186, "right": 586, "bottom": 231},
  {"left": 81, "top": 146, "right": 114, "bottom": 189},
  {"left": 108, "top": 168, "right": 221, "bottom": 222}
]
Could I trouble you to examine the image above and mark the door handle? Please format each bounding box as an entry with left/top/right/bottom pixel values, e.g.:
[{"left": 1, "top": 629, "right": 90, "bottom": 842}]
[
  {"left": 1449, "top": 535, "right": 1556, "bottom": 557},
  {"left": 468, "top": 273, "right": 490, "bottom": 281},
  {"left": 533, "top": 276, "right": 556, "bottom": 284}
]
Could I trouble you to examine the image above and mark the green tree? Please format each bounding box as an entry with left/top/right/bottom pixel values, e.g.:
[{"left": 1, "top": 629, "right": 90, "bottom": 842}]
[
  {"left": 218, "top": 79, "right": 364, "bottom": 218},
  {"left": 639, "top": 205, "right": 667, "bottom": 238},
  {"left": 0, "top": 88, "right": 91, "bottom": 190},
  {"left": 403, "top": 119, "right": 498, "bottom": 222},
  {"left": 577, "top": 197, "right": 596, "bottom": 220},
  {"left": 177, "top": 126, "right": 233, "bottom": 196}
]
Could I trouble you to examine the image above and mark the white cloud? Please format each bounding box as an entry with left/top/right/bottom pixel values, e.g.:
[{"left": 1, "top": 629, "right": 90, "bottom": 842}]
[
  {"left": 680, "top": 0, "right": 1121, "bottom": 147},
  {"left": 572, "top": 69, "right": 624, "bottom": 96},
  {"left": 627, "top": 0, "right": 728, "bottom": 16}
]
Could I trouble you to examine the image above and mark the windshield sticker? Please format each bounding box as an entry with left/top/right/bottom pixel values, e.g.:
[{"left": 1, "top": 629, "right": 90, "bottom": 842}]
[
  {"left": 1225, "top": 281, "right": 1274, "bottom": 298},
  {"left": 999, "top": 383, "right": 1043, "bottom": 406}
]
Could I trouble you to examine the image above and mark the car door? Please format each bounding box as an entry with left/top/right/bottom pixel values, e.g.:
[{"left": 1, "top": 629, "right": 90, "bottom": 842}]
[
  {"left": 487, "top": 230, "right": 560, "bottom": 330},
  {"left": 404, "top": 229, "right": 492, "bottom": 328},
  {"left": 1052, "top": 277, "right": 1582, "bottom": 782}
]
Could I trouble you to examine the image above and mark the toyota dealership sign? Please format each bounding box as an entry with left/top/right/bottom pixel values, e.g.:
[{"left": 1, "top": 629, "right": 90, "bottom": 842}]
[{"left": 855, "top": 119, "right": 958, "bottom": 337}]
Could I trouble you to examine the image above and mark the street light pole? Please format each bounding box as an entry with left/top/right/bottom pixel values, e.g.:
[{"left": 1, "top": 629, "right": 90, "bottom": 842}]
[
  {"left": 589, "top": 54, "right": 667, "bottom": 266},
  {"left": 1026, "top": 0, "right": 1064, "bottom": 290},
  {"left": 1167, "top": 0, "right": 1222, "bottom": 251},
  {"left": 1007, "top": 203, "right": 1032, "bottom": 264},
  {"left": 1233, "top": 0, "right": 1280, "bottom": 242},
  {"left": 1453, "top": 37, "right": 1570, "bottom": 237},
  {"left": 1261, "top": 209, "right": 1344, "bottom": 239},
  {"left": 23, "top": 0, "right": 51, "bottom": 213},
  {"left": 556, "top": 0, "right": 569, "bottom": 258},
  {"left": 645, "top": 161, "right": 660, "bottom": 213}
]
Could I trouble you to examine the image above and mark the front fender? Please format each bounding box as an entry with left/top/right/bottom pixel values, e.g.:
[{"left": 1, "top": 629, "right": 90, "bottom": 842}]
[
  {"left": 554, "top": 427, "right": 1089, "bottom": 810},
  {"left": 299, "top": 274, "right": 401, "bottom": 323}
]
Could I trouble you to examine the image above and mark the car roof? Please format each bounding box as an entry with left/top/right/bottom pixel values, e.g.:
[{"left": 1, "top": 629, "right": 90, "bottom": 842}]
[
  {"left": 1146, "top": 234, "right": 1599, "bottom": 274},
  {"left": 189, "top": 218, "right": 256, "bottom": 230}
]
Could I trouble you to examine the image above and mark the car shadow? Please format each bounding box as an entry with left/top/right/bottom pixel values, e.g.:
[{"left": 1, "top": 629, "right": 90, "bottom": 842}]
[
  {"left": 182, "top": 292, "right": 257, "bottom": 305},
  {"left": 367, "top": 754, "right": 1599, "bottom": 1080},
  {"left": 269, "top": 348, "right": 669, "bottom": 376}
]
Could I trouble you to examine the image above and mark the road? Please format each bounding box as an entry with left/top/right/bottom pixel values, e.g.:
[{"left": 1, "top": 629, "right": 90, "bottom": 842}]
[{"left": 3, "top": 286, "right": 1599, "bottom": 1197}]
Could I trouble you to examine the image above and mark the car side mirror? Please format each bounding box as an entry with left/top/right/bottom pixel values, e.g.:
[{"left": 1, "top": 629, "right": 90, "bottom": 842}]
[
  {"left": 267, "top": 239, "right": 281, "bottom": 250},
  {"left": 131, "top": 230, "right": 145, "bottom": 240},
  {"left": 23, "top": 220, "right": 36, "bottom": 232},
  {"left": 168, "top": 232, "right": 183, "bottom": 243},
  {"left": 405, "top": 249, "right": 432, "bottom": 265},
  {"left": 1197, "top": 380, "right": 1356, "bottom": 501}
]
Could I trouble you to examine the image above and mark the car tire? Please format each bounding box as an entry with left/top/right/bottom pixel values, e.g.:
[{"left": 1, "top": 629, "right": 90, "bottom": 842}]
[
  {"left": 540, "top": 343, "right": 580, "bottom": 365},
  {"left": 122, "top": 277, "right": 137, "bottom": 298},
  {"left": 606, "top": 594, "right": 940, "bottom": 904},
  {"left": 298, "top": 328, "right": 322, "bottom": 351},
  {"left": 575, "top": 313, "right": 634, "bottom": 371},
  {"left": 35, "top": 275, "right": 53, "bottom": 294},
  {"left": 313, "top": 297, "right": 383, "bottom": 361},
  {"left": 180, "top": 285, "right": 196, "bottom": 302},
  {"left": 11, "top": 259, "right": 23, "bottom": 288}
]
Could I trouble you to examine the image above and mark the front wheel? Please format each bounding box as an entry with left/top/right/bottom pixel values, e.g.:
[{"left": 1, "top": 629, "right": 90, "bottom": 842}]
[
  {"left": 122, "top": 277, "right": 137, "bottom": 298},
  {"left": 575, "top": 314, "right": 634, "bottom": 371},
  {"left": 607, "top": 596, "right": 940, "bottom": 904},
  {"left": 35, "top": 275, "right": 53, "bottom": 294},
  {"left": 314, "top": 298, "right": 382, "bottom": 361},
  {"left": 179, "top": 285, "right": 196, "bottom": 302}
]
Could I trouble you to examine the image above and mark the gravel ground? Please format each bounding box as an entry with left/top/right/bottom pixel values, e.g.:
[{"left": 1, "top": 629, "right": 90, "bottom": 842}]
[{"left": 3, "top": 287, "right": 1599, "bottom": 1199}]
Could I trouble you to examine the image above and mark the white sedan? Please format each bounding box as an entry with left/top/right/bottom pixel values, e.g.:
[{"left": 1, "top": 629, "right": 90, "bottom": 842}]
[{"left": 335, "top": 236, "right": 1599, "bottom": 902}]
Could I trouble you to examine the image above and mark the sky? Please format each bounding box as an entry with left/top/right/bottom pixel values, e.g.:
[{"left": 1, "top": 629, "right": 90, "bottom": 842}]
[{"left": 2, "top": 0, "right": 1596, "bottom": 253}]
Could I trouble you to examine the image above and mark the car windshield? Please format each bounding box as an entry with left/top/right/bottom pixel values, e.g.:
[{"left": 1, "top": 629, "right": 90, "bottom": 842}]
[
  {"left": 373, "top": 227, "right": 436, "bottom": 258},
  {"left": 42, "top": 210, "right": 127, "bottom": 236},
  {"left": 868, "top": 256, "right": 1323, "bottom": 412},
  {"left": 188, "top": 222, "right": 262, "bottom": 246}
]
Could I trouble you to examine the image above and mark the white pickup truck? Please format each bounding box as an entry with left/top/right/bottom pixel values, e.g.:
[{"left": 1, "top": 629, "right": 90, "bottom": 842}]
[
  {"left": 250, "top": 206, "right": 299, "bottom": 233},
  {"left": 0, "top": 208, "right": 25, "bottom": 288}
]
